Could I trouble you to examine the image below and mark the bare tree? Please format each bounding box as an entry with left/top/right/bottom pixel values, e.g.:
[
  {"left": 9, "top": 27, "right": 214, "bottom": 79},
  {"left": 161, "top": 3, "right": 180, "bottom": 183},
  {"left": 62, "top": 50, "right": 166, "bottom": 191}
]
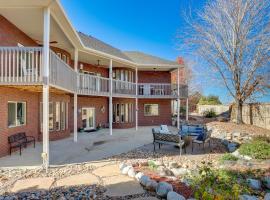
[{"left": 180, "top": 0, "right": 270, "bottom": 124}]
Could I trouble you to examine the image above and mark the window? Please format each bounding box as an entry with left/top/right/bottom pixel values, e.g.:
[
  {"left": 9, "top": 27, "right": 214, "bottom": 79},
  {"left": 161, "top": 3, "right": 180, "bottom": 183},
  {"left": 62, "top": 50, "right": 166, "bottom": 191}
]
[
  {"left": 49, "top": 102, "right": 54, "bottom": 131},
  {"left": 113, "top": 103, "right": 134, "bottom": 123},
  {"left": 55, "top": 102, "right": 60, "bottom": 131},
  {"left": 144, "top": 104, "right": 159, "bottom": 116},
  {"left": 121, "top": 104, "right": 125, "bottom": 123},
  {"left": 60, "top": 102, "right": 66, "bottom": 130},
  {"left": 8, "top": 102, "right": 26, "bottom": 127}
]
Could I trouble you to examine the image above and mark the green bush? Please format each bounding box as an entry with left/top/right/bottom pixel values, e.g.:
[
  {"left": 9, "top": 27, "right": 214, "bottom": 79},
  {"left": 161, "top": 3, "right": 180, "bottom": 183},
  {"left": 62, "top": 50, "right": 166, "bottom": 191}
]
[
  {"left": 198, "top": 95, "right": 222, "bottom": 105},
  {"left": 148, "top": 160, "right": 158, "bottom": 170},
  {"left": 238, "top": 139, "right": 270, "bottom": 159},
  {"left": 203, "top": 109, "right": 217, "bottom": 118},
  {"left": 220, "top": 153, "right": 238, "bottom": 163},
  {"left": 191, "top": 163, "right": 250, "bottom": 200}
]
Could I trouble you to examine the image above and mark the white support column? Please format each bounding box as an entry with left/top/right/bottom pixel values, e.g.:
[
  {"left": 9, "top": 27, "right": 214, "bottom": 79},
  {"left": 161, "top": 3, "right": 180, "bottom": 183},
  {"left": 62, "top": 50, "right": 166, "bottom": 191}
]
[
  {"left": 135, "top": 67, "right": 138, "bottom": 131},
  {"left": 177, "top": 67, "right": 180, "bottom": 129},
  {"left": 186, "top": 98, "right": 189, "bottom": 121},
  {"left": 73, "top": 49, "right": 78, "bottom": 142},
  {"left": 42, "top": 7, "right": 50, "bottom": 171},
  {"left": 109, "top": 59, "right": 113, "bottom": 135}
]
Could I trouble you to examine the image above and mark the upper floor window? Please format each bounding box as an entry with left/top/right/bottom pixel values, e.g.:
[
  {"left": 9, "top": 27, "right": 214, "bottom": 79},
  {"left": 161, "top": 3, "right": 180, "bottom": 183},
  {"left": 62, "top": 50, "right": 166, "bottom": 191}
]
[
  {"left": 113, "top": 69, "right": 134, "bottom": 82},
  {"left": 8, "top": 102, "right": 26, "bottom": 127},
  {"left": 144, "top": 104, "right": 159, "bottom": 116}
]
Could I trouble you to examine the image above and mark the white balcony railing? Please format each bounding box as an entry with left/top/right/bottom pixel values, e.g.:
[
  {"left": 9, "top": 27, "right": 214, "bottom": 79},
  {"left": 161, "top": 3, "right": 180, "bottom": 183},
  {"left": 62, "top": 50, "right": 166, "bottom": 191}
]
[
  {"left": 112, "top": 79, "right": 136, "bottom": 96},
  {"left": 77, "top": 73, "right": 110, "bottom": 96},
  {"left": 0, "top": 47, "right": 43, "bottom": 84},
  {"left": 0, "top": 47, "right": 188, "bottom": 98},
  {"left": 49, "top": 50, "right": 77, "bottom": 92}
]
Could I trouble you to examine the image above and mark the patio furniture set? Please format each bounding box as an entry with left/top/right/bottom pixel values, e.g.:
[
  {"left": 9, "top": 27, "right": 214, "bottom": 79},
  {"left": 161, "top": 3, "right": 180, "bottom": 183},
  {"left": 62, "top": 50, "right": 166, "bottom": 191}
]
[{"left": 152, "top": 124, "right": 212, "bottom": 155}]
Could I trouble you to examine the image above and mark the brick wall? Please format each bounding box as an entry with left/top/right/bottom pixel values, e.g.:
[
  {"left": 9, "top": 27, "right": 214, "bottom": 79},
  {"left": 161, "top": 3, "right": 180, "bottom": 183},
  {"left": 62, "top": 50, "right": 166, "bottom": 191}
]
[
  {"left": 138, "top": 71, "right": 171, "bottom": 83},
  {"left": 0, "top": 87, "right": 39, "bottom": 157},
  {"left": 171, "top": 68, "right": 187, "bottom": 85},
  {"left": 0, "top": 15, "right": 37, "bottom": 46},
  {"left": 138, "top": 99, "right": 172, "bottom": 126}
]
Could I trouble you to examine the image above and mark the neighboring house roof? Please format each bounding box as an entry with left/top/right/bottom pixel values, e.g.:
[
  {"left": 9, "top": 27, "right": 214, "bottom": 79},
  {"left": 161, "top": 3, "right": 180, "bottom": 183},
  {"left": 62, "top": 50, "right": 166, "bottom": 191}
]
[
  {"left": 78, "top": 32, "right": 132, "bottom": 61},
  {"left": 123, "top": 51, "right": 178, "bottom": 66}
]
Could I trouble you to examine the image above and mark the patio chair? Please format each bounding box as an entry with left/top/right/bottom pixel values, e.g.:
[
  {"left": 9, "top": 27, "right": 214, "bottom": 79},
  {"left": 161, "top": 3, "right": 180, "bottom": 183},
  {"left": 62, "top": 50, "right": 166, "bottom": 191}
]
[{"left": 192, "top": 129, "right": 212, "bottom": 152}]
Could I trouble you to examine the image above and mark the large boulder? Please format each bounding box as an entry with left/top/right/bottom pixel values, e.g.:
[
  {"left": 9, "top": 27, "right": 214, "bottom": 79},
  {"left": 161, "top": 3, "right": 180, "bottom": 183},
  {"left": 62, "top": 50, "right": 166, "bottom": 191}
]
[
  {"left": 121, "top": 165, "right": 132, "bottom": 175},
  {"left": 247, "top": 179, "right": 261, "bottom": 190},
  {"left": 167, "top": 191, "right": 186, "bottom": 200},
  {"left": 171, "top": 168, "right": 190, "bottom": 177},
  {"left": 127, "top": 167, "right": 136, "bottom": 178},
  {"left": 156, "top": 182, "right": 173, "bottom": 197},
  {"left": 119, "top": 163, "right": 127, "bottom": 171},
  {"left": 139, "top": 175, "right": 151, "bottom": 187},
  {"left": 169, "top": 162, "right": 179, "bottom": 169}
]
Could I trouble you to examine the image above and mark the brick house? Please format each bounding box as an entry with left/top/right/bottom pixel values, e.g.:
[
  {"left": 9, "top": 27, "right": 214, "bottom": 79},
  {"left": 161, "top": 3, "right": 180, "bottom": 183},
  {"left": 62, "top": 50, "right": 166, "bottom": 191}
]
[{"left": 0, "top": 0, "right": 188, "bottom": 164}]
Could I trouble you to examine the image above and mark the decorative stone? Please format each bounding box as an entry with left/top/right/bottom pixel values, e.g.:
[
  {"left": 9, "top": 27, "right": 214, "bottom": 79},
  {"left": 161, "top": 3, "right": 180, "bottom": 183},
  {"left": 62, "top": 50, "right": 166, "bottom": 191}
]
[
  {"left": 139, "top": 175, "right": 151, "bottom": 186},
  {"left": 264, "top": 193, "right": 270, "bottom": 200},
  {"left": 156, "top": 182, "right": 173, "bottom": 197},
  {"left": 247, "top": 179, "right": 261, "bottom": 190},
  {"left": 169, "top": 162, "right": 179, "bottom": 169},
  {"left": 239, "top": 195, "right": 259, "bottom": 200},
  {"left": 127, "top": 167, "right": 136, "bottom": 178},
  {"left": 171, "top": 168, "right": 190, "bottom": 177},
  {"left": 135, "top": 172, "right": 144, "bottom": 181},
  {"left": 121, "top": 165, "right": 132, "bottom": 175},
  {"left": 167, "top": 191, "right": 186, "bottom": 200},
  {"left": 145, "top": 179, "right": 158, "bottom": 191},
  {"left": 119, "top": 163, "right": 127, "bottom": 171},
  {"left": 263, "top": 177, "right": 270, "bottom": 189}
]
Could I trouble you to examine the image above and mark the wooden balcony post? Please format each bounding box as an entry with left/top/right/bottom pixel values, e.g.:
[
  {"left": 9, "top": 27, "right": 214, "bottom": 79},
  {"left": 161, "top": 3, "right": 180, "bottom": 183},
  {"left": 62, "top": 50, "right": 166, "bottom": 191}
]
[
  {"left": 109, "top": 59, "right": 113, "bottom": 135},
  {"left": 42, "top": 6, "right": 50, "bottom": 171},
  {"left": 135, "top": 67, "right": 138, "bottom": 131},
  {"left": 177, "top": 67, "right": 180, "bottom": 129},
  {"left": 73, "top": 49, "right": 78, "bottom": 142}
]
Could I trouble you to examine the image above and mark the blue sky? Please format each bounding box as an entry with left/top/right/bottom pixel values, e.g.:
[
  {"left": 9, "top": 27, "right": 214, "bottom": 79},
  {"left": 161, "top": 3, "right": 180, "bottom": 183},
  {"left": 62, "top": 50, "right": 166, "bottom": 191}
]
[{"left": 61, "top": 0, "right": 269, "bottom": 104}]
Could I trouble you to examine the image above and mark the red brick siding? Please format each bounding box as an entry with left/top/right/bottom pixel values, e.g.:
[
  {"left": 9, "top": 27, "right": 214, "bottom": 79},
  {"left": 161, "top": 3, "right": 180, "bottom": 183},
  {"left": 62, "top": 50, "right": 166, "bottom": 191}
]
[
  {"left": 0, "top": 15, "right": 37, "bottom": 46},
  {"left": 112, "top": 98, "right": 135, "bottom": 129},
  {"left": 138, "top": 71, "right": 171, "bottom": 83},
  {"left": 138, "top": 99, "right": 172, "bottom": 126},
  {"left": 171, "top": 68, "right": 186, "bottom": 85},
  {"left": 0, "top": 87, "right": 39, "bottom": 157}
]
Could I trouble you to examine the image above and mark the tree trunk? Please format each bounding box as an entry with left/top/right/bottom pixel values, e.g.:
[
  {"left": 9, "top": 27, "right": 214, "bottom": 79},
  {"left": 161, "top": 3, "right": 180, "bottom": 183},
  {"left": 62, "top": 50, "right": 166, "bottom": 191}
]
[{"left": 236, "top": 99, "right": 243, "bottom": 124}]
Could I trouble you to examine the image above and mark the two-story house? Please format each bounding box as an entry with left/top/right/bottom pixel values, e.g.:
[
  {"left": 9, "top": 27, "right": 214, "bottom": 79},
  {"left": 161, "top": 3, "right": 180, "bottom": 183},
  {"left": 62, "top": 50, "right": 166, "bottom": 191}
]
[{"left": 0, "top": 0, "right": 188, "bottom": 166}]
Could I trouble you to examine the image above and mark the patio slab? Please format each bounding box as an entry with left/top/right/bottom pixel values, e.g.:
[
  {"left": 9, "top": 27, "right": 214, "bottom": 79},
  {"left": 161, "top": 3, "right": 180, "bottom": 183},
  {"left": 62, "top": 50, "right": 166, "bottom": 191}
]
[
  {"left": 55, "top": 173, "right": 99, "bottom": 187},
  {"left": 103, "top": 175, "right": 145, "bottom": 197},
  {"left": 11, "top": 177, "right": 54, "bottom": 193},
  {"left": 92, "top": 164, "right": 119, "bottom": 177}
]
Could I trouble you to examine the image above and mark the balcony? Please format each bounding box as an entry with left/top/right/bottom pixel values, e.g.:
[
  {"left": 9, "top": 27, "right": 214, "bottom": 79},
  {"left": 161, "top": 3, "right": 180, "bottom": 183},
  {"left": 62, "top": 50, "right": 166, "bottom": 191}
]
[{"left": 0, "top": 47, "right": 188, "bottom": 98}]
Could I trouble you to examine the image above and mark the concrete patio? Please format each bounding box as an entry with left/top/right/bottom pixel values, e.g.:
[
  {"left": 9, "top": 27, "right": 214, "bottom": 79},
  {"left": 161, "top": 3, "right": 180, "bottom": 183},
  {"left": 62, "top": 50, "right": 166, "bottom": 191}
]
[{"left": 0, "top": 126, "right": 178, "bottom": 168}]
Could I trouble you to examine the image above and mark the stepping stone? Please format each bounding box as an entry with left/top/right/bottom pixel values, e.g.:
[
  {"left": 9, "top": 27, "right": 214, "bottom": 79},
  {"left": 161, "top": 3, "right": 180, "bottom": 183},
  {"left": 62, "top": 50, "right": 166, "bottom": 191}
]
[
  {"left": 55, "top": 173, "right": 99, "bottom": 187},
  {"left": 103, "top": 175, "right": 145, "bottom": 197},
  {"left": 92, "top": 164, "right": 120, "bottom": 177},
  {"left": 11, "top": 177, "right": 54, "bottom": 193}
]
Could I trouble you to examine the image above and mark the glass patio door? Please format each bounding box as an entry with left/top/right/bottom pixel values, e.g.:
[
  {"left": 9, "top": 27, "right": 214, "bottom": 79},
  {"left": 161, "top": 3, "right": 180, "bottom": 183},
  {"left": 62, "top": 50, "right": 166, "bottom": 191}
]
[{"left": 82, "top": 107, "right": 95, "bottom": 130}]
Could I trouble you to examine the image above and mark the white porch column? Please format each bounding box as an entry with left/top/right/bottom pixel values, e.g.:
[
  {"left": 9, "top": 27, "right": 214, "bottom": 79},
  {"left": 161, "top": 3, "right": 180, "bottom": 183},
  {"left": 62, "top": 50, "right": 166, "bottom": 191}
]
[
  {"left": 109, "top": 59, "right": 113, "bottom": 135},
  {"left": 186, "top": 98, "right": 189, "bottom": 121},
  {"left": 42, "top": 7, "right": 50, "bottom": 170},
  {"left": 73, "top": 49, "right": 78, "bottom": 142},
  {"left": 177, "top": 67, "right": 180, "bottom": 129},
  {"left": 135, "top": 67, "right": 138, "bottom": 131}
]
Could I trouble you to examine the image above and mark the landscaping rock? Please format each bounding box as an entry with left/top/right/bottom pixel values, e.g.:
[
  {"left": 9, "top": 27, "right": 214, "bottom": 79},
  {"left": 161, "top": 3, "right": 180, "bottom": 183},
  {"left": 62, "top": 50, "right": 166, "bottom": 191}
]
[
  {"left": 228, "top": 143, "right": 238, "bottom": 152},
  {"left": 145, "top": 179, "right": 158, "bottom": 191},
  {"left": 169, "top": 162, "right": 179, "bottom": 169},
  {"left": 247, "top": 178, "right": 261, "bottom": 190},
  {"left": 239, "top": 195, "right": 259, "bottom": 200},
  {"left": 167, "top": 191, "right": 186, "bottom": 200},
  {"left": 171, "top": 168, "right": 190, "bottom": 177},
  {"left": 139, "top": 175, "right": 151, "bottom": 187},
  {"left": 121, "top": 165, "right": 132, "bottom": 175},
  {"left": 156, "top": 182, "right": 173, "bottom": 197},
  {"left": 263, "top": 177, "right": 270, "bottom": 189},
  {"left": 119, "top": 163, "right": 127, "bottom": 171},
  {"left": 264, "top": 193, "right": 270, "bottom": 200},
  {"left": 135, "top": 172, "right": 144, "bottom": 181},
  {"left": 127, "top": 167, "right": 136, "bottom": 178}
]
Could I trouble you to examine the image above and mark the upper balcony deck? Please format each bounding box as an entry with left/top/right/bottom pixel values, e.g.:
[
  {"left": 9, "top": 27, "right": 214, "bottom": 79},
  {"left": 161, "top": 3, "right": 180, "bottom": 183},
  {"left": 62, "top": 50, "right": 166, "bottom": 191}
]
[{"left": 0, "top": 47, "right": 188, "bottom": 98}]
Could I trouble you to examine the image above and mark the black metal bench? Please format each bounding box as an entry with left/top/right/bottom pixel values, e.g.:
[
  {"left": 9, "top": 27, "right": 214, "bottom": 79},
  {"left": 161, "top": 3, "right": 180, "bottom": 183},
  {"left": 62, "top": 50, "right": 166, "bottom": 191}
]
[
  {"left": 152, "top": 128, "right": 186, "bottom": 155},
  {"left": 8, "top": 132, "right": 35, "bottom": 155}
]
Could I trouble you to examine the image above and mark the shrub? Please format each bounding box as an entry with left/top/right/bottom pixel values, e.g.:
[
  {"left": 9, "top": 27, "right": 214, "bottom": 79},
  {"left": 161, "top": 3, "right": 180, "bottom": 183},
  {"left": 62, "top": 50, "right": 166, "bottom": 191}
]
[
  {"left": 220, "top": 153, "right": 238, "bottom": 163},
  {"left": 191, "top": 163, "right": 250, "bottom": 200},
  {"left": 238, "top": 139, "right": 270, "bottom": 159},
  {"left": 148, "top": 160, "right": 158, "bottom": 170},
  {"left": 198, "top": 95, "right": 222, "bottom": 105},
  {"left": 203, "top": 109, "right": 217, "bottom": 118}
]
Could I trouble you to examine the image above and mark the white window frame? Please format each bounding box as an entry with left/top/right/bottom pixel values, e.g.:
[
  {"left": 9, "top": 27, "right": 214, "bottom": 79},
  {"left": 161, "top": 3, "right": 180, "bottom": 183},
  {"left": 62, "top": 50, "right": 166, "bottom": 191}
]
[
  {"left": 144, "top": 104, "right": 159, "bottom": 116},
  {"left": 8, "top": 101, "right": 26, "bottom": 128}
]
